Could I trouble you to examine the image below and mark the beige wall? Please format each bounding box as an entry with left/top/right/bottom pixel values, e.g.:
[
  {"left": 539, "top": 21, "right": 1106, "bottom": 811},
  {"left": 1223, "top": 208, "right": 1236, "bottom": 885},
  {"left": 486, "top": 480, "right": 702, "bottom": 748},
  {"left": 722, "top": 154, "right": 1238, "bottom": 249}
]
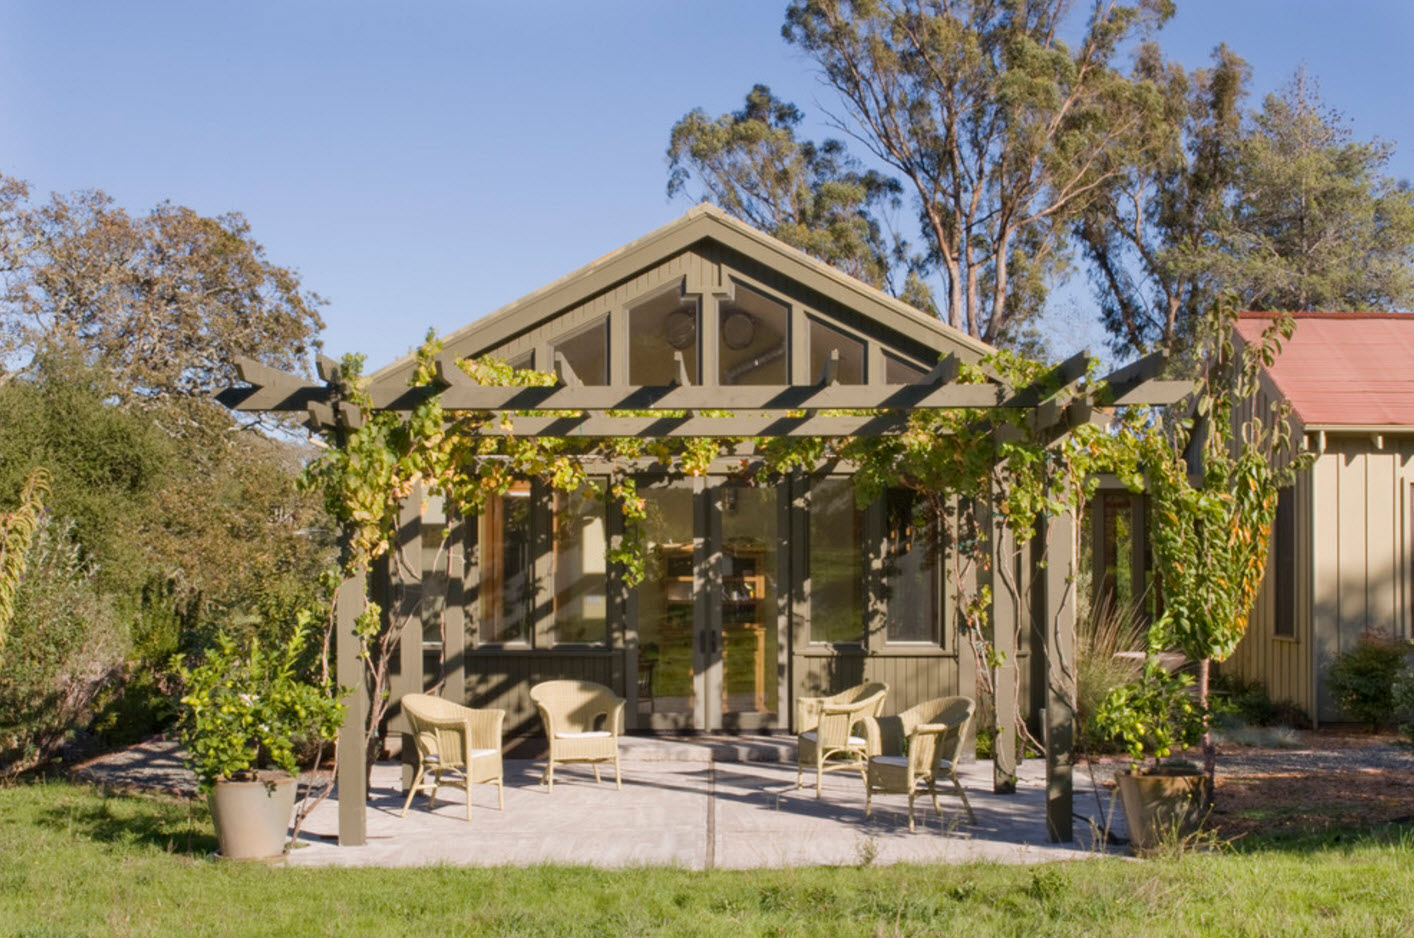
[{"left": 1228, "top": 435, "right": 1414, "bottom": 722}]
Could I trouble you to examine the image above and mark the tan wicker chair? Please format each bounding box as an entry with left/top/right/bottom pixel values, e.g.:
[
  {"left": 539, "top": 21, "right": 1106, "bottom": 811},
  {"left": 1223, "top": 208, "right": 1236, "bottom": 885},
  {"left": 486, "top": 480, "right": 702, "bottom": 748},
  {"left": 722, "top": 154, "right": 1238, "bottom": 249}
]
[
  {"left": 860, "top": 695, "right": 977, "bottom": 831},
  {"left": 794, "top": 681, "right": 889, "bottom": 797},
  {"left": 399, "top": 693, "right": 505, "bottom": 820},
  {"left": 529, "top": 679, "right": 625, "bottom": 792}
]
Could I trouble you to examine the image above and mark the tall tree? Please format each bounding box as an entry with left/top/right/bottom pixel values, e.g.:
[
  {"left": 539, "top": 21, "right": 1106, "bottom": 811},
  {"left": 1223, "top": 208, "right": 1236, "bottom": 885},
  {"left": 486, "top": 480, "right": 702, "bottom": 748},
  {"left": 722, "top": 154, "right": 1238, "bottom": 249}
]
[
  {"left": 1218, "top": 71, "right": 1414, "bottom": 313},
  {"left": 1076, "top": 44, "right": 1249, "bottom": 356},
  {"left": 0, "top": 176, "right": 324, "bottom": 400},
  {"left": 668, "top": 84, "right": 902, "bottom": 289},
  {"left": 670, "top": 1, "right": 1171, "bottom": 345}
]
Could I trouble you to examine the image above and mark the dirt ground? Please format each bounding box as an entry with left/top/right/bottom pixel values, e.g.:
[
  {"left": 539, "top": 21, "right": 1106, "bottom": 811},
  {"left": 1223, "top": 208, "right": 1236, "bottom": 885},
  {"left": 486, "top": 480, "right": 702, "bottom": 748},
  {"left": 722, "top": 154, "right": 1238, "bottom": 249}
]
[{"left": 1207, "top": 730, "right": 1414, "bottom": 841}]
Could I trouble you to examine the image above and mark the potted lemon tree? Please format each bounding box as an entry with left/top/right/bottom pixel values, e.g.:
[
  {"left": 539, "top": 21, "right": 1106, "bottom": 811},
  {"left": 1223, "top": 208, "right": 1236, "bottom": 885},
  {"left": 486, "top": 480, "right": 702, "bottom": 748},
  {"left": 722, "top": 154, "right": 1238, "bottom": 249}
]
[
  {"left": 1091, "top": 656, "right": 1209, "bottom": 854},
  {"left": 177, "top": 625, "right": 343, "bottom": 860}
]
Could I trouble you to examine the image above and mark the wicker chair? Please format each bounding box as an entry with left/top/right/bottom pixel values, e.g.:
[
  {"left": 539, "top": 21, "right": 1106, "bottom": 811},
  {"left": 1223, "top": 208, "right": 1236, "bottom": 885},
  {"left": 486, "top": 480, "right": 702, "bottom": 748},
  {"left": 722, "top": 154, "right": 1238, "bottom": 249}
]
[
  {"left": 529, "top": 680, "right": 625, "bottom": 792},
  {"left": 399, "top": 693, "right": 505, "bottom": 820},
  {"left": 860, "top": 695, "right": 977, "bottom": 831},
  {"left": 794, "top": 681, "right": 889, "bottom": 797}
]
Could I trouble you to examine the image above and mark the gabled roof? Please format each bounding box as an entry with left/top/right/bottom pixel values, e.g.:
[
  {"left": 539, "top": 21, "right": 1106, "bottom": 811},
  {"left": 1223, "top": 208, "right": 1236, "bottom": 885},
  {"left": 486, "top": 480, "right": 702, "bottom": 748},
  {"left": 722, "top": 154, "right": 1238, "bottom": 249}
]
[
  {"left": 1235, "top": 312, "right": 1414, "bottom": 428},
  {"left": 369, "top": 203, "right": 992, "bottom": 389}
]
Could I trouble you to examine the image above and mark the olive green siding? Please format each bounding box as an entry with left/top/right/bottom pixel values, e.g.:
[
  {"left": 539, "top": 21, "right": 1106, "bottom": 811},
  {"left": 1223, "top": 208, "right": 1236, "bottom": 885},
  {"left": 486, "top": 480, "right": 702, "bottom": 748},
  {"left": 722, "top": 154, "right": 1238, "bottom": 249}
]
[{"left": 375, "top": 234, "right": 991, "bottom": 737}]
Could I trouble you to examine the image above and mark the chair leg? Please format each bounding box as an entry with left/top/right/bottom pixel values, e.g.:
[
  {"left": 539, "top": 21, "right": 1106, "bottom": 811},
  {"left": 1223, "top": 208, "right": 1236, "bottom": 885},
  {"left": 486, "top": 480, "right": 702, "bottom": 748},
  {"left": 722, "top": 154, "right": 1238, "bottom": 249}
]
[
  {"left": 907, "top": 790, "right": 917, "bottom": 833},
  {"left": 794, "top": 763, "right": 804, "bottom": 791},
  {"left": 429, "top": 770, "right": 442, "bottom": 811},
  {"left": 952, "top": 772, "right": 977, "bottom": 824},
  {"left": 400, "top": 765, "right": 425, "bottom": 818},
  {"left": 496, "top": 778, "right": 504, "bottom": 811},
  {"left": 593, "top": 763, "right": 602, "bottom": 784},
  {"left": 466, "top": 781, "right": 473, "bottom": 821},
  {"left": 545, "top": 759, "right": 555, "bottom": 793},
  {"left": 815, "top": 753, "right": 825, "bottom": 799}
]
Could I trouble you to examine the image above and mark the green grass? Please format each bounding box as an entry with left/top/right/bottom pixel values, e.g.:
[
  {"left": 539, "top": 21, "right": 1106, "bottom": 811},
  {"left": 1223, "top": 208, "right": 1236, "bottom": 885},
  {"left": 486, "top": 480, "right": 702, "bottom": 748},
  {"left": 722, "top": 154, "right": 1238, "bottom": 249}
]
[{"left": 1, "top": 780, "right": 1412, "bottom": 937}]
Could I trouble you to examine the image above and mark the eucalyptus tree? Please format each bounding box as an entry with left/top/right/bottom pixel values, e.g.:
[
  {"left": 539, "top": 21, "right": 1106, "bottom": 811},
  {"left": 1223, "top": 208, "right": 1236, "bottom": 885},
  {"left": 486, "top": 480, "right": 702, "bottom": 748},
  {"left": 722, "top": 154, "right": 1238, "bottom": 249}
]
[
  {"left": 669, "top": 0, "right": 1171, "bottom": 345},
  {"left": 1075, "top": 43, "right": 1249, "bottom": 357}
]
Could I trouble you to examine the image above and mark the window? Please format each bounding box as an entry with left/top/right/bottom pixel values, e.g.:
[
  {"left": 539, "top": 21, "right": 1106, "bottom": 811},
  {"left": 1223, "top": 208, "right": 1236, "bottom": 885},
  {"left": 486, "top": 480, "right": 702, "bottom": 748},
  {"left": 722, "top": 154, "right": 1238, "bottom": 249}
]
[
  {"left": 719, "top": 284, "right": 788, "bottom": 385},
  {"left": 551, "top": 488, "right": 609, "bottom": 644},
  {"left": 808, "top": 316, "right": 866, "bottom": 385},
  {"left": 630, "top": 292, "right": 699, "bottom": 385},
  {"left": 1273, "top": 486, "right": 1296, "bottom": 638},
  {"left": 883, "top": 352, "right": 927, "bottom": 384},
  {"left": 809, "top": 478, "right": 865, "bottom": 644},
  {"left": 552, "top": 319, "right": 608, "bottom": 385},
  {"left": 882, "top": 489, "right": 941, "bottom": 644},
  {"left": 475, "top": 481, "right": 533, "bottom": 644}
]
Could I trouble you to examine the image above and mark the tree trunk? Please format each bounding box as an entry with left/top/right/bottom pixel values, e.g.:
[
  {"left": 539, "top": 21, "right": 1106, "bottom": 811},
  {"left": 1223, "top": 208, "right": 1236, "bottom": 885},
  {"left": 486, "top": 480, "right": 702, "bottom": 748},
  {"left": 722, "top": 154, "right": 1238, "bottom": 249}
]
[{"left": 1198, "top": 657, "right": 1215, "bottom": 810}]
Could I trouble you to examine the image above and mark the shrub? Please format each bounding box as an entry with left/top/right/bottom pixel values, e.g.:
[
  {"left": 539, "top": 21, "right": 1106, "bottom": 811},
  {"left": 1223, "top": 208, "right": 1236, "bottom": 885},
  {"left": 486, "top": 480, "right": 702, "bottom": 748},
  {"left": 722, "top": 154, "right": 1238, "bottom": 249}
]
[
  {"left": 1392, "top": 666, "right": 1414, "bottom": 748},
  {"left": 1076, "top": 596, "right": 1146, "bottom": 757},
  {"left": 1327, "top": 631, "right": 1413, "bottom": 731},
  {"left": 176, "top": 620, "right": 343, "bottom": 791},
  {"left": 0, "top": 516, "right": 127, "bottom": 776}
]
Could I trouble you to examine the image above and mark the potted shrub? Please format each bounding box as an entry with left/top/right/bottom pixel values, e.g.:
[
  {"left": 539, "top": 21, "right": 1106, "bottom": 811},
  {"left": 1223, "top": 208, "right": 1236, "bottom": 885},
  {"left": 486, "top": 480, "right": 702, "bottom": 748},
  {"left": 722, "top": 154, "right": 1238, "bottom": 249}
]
[
  {"left": 1091, "top": 656, "right": 1210, "bottom": 854},
  {"left": 177, "top": 625, "right": 343, "bottom": 860}
]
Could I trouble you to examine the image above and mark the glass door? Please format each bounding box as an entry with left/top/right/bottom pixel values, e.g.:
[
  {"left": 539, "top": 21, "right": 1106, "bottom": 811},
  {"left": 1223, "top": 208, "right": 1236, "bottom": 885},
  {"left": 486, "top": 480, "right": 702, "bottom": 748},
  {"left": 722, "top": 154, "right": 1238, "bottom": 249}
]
[
  {"left": 711, "top": 482, "right": 781, "bottom": 730},
  {"left": 632, "top": 478, "right": 782, "bottom": 731}
]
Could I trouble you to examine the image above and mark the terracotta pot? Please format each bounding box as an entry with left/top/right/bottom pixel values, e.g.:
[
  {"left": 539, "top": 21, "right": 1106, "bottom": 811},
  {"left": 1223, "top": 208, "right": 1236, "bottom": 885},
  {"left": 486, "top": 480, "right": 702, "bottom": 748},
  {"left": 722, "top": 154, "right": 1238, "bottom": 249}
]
[
  {"left": 1115, "top": 766, "right": 1211, "bottom": 855},
  {"left": 209, "top": 774, "right": 297, "bottom": 860}
]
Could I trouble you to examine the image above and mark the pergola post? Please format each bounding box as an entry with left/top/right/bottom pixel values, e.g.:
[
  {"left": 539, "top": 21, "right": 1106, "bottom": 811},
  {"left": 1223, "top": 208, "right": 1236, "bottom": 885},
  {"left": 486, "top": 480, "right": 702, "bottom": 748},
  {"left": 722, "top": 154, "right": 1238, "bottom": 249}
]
[
  {"left": 335, "top": 569, "right": 368, "bottom": 847},
  {"left": 985, "top": 497, "right": 1019, "bottom": 794},
  {"left": 1042, "top": 502, "right": 1078, "bottom": 842}
]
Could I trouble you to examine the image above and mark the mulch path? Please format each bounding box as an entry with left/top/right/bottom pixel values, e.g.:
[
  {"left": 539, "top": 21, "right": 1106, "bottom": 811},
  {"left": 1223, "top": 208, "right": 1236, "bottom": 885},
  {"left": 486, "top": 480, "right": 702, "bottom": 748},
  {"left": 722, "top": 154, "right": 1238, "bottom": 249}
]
[{"left": 1207, "top": 731, "right": 1414, "bottom": 841}]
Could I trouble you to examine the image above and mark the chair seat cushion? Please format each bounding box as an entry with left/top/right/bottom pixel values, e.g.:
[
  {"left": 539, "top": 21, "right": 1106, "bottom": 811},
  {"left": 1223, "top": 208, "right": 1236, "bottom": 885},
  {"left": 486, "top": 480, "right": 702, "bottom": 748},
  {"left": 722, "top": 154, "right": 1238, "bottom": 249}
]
[
  {"left": 799, "top": 730, "right": 867, "bottom": 747},
  {"left": 872, "top": 755, "right": 908, "bottom": 767},
  {"left": 556, "top": 730, "right": 612, "bottom": 739}
]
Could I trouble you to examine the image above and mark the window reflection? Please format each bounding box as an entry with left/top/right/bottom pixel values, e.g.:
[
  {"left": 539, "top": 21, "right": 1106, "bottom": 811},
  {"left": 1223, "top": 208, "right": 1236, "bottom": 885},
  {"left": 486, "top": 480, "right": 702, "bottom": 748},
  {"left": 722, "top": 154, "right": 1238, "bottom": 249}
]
[
  {"left": 630, "top": 293, "right": 699, "bottom": 385},
  {"left": 882, "top": 489, "right": 941, "bottom": 644},
  {"left": 477, "top": 481, "right": 533, "bottom": 644},
  {"left": 719, "top": 284, "right": 788, "bottom": 385},
  {"left": 552, "top": 489, "right": 608, "bottom": 644},
  {"left": 552, "top": 320, "right": 608, "bottom": 385},
  {"left": 808, "top": 316, "right": 866, "bottom": 384},
  {"left": 809, "top": 478, "right": 865, "bottom": 644}
]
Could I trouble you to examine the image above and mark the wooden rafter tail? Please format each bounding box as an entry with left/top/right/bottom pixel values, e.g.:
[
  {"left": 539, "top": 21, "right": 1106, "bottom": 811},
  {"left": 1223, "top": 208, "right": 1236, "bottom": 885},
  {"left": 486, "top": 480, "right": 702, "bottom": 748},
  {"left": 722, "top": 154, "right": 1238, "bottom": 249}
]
[
  {"left": 924, "top": 352, "right": 963, "bottom": 385},
  {"left": 305, "top": 400, "right": 338, "bottom": 432},
  {"left": 222, "top": 356, "right": 330, "bottom": 412},
  {"left": 1002, "top": 350, "right": 1090, "bottom": 409},
  {"left": 316, "top": 355, "right": 343, "bottom": 385},
  {"left": 434, "top": 352, "right": 476, "bottom": 391},
  {"left": 1092, "top": 350, "right": 1196, "bottom": 407}
]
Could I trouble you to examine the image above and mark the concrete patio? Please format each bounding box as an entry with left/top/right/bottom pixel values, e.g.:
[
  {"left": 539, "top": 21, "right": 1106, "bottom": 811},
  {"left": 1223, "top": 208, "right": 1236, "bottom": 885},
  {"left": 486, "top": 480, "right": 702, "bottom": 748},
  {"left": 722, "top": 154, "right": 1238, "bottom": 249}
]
[{"left": 285, "top": 738, "right": 1123, "bottom": 869}]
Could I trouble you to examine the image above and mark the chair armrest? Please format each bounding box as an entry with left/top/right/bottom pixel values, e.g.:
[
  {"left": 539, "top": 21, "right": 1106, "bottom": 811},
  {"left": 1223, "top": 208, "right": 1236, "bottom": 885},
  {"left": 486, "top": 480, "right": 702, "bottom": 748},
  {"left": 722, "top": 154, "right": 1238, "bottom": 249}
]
[{"left": 606, "top": 697, "right": 626, "bottom": 736}]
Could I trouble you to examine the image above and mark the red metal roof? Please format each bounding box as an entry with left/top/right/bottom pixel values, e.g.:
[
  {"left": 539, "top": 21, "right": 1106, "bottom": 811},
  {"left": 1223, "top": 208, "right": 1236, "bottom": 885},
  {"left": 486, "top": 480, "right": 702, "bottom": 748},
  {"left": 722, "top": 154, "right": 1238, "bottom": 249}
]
[{"left": 1234, "top": 312, "right": 1414, "bottom": 427}]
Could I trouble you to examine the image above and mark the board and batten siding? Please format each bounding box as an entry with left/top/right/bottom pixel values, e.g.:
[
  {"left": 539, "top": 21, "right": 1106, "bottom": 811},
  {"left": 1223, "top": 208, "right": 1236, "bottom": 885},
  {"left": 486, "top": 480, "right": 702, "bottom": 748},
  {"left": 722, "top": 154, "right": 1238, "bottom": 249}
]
[{"left": 1310, "top": 438, "right": 1414, "bottom": 721}]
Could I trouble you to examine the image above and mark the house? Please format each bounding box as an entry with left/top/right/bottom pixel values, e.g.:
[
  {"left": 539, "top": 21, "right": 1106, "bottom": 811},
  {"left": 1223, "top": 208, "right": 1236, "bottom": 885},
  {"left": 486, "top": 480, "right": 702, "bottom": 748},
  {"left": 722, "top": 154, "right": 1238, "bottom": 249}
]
[
  {"left": 1227, "top": 312, "right": 1414, "bottom": 723},
  {"left": 223, "top": 204, "right": 1183, "bottom": 845},
  {"left": 362, "top": 203, "right": 1020, "bottom": 739}
]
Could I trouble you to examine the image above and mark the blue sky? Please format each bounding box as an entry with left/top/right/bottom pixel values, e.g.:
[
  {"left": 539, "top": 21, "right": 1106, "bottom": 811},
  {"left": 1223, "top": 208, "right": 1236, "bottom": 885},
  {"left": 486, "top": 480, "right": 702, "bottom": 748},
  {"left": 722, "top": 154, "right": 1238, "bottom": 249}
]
[{"left": 3, "top": 1, "right": 1411, "bottom": 370}]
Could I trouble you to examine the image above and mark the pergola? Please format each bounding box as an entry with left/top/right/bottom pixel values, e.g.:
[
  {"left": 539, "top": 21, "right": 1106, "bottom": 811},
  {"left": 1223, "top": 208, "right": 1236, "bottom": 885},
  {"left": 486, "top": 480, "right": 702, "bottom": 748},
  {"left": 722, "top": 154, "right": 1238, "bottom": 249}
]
[{"left": 224, "top": 341, "right": 1187, "bottom": 847}]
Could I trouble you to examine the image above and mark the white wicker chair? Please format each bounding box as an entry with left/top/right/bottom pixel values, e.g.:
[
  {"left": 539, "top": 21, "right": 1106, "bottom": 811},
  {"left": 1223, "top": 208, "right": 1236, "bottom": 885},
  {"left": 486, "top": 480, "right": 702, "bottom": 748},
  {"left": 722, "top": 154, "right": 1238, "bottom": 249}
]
[
  {"left": 529, "top": 680, "right": 625, "bottom": 792},
  {"left": 860, "top": 695, "right": 976, "bottom": 831},
  {"left": 399, "top": 693, "right": 505, "bottom": 820},
  {"left": 794, "top": 681, "right": 889, "bottom": 797}
]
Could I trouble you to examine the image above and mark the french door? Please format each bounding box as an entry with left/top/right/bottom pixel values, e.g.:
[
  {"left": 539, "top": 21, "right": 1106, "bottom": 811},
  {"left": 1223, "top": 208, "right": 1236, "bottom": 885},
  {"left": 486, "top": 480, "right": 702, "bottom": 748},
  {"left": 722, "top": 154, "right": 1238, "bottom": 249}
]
[{"left": 633, "top": 477, "right": 783, "bottom": 731}]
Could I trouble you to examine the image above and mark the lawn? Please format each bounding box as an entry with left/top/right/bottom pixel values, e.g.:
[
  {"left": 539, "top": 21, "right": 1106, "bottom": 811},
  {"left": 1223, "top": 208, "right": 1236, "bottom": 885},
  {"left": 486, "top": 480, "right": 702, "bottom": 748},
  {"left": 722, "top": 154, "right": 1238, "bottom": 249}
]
[{"left": 1, "top": 780, "right": 1411, "bottom": 937}]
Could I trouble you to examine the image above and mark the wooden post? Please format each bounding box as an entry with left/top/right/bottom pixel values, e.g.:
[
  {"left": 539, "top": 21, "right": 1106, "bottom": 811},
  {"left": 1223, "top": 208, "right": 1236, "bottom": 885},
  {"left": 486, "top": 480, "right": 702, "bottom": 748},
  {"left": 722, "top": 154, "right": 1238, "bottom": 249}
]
[
  {"left": 335, "top": 569, "right": 368, "bottom": 847},
  {"left": 393, "top": 488, "right": 424, "bottom": 792},
  {"left": 1043, "top": 504, "right": 1078, "bottom": 843},
  {"left": 988, "top": 500, "right": 1018, "bottom": 794}
]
